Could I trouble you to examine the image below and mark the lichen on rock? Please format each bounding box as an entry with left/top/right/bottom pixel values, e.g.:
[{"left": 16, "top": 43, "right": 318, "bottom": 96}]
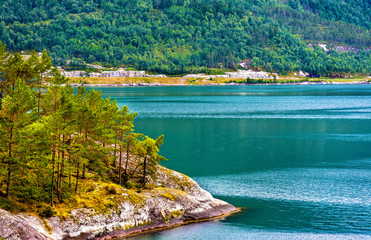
[{"left": 0, "top": 167, "right": 237, "bottom": 240}]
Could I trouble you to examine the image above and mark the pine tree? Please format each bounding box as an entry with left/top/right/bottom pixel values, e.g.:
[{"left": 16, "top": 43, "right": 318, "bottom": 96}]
[
  {"left": 35, "top": 49, "right": 52, "bottom": 117},
  {"left": 136, "top": 135, "right": 165, "bottom": 188},
  {"left": 0, "top": 79, "right": 36, "bottom": 198}
]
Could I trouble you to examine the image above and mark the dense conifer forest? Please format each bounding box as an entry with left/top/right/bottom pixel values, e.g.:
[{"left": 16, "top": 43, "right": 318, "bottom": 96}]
[
  {"left": 0, "top": 45, "right": 166, "bottom": 214},
  {"left": 0, "top": 0, "right": 370, "bottom": 75}
]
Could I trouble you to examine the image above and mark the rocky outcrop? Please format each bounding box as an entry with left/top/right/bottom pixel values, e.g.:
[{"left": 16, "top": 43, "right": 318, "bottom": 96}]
[
  {"left": 225, "top": 70, "right": 274, "bottom": 79},
  {"left": 293, "top": 71, "right": 310, "bottom": 77},
  {"left": 62, "top": 70, "right": 86, "bottom": 78},
  {"left": 0, "top": 166, "right": 237, "bottom": 240},
  {"left": 0, "top": 210, "right": 50, "bottom": 240},
  {"left": 98, "top": 69, "right": 147, "bottom": 78},
  {"left": 184, "top": 70, "right": 274, "bottom": 79}
]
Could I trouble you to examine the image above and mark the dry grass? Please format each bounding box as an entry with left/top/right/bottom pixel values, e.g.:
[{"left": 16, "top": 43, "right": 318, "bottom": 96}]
[
  {"left": 68, "top": 77, "right": 188, "bottom": 85},
  {"left": 68, "top": 76, "right": 370, "bottom": 85}
]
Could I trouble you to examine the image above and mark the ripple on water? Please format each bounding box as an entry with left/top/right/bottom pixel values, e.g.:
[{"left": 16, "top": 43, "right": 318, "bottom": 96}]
[
  {"left": 128, "top": 222, "right": 371, "bottom": 240},
  {"left": 195, "top": 167, "right": 371, "bottom": 206}
]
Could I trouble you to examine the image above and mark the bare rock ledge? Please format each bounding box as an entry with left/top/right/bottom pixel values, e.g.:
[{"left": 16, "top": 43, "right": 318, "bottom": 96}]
[{"left": 0, "top": 166, "right": 237, "bottom": 240}]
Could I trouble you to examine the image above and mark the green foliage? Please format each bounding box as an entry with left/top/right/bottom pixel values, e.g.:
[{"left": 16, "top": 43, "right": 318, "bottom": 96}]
[
  {"left": 204, "top": 68, "right": 225, "bottom": 75},
  {"left": 0, "top": 197, "right": 19, "bottom": 212},
  {"left": 295, "top": 0, "right": 371, "bottom": 29},
  {"left": 14, "top": 185, "right": 50, "bottom": 204},
  {"left": 0, "top": 1, "right": 369, "bottom": 76},
  {"left": 39, "top": 205, "right": 56, "bottom": 218},
  {"left": 137, "top": 135, "right": 165, "bottom": 188},
  {"left": 0, "top": 46, "right": 166, "bottom": 210},
  {"left": 105, "top": 184, "right": 118, "bottom": 195}
]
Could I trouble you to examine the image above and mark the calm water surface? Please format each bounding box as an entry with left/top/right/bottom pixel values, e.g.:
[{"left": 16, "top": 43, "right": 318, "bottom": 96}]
[{"left": 91, "top": 85, "right": 371, "bottom": 239}]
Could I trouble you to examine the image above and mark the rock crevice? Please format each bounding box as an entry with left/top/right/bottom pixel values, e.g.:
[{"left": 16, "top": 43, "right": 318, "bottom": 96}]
[{"left": 0, "top": 166, "right": 237, "bottom": 240}]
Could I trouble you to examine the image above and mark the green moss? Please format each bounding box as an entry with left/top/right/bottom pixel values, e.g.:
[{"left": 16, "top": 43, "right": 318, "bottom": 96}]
[
  {"left": 170, "top": 209, "right": 183, "bottom": 218},
  {"left": 161, "top": 210, "right": 169, "bottom": 223},
  {"left": 54, "top": 181, "right": 123, "bottom": 215},
  {"left": 42, "top": 218, "right": 52, "bottom": 234},
  {"left": 125, "top": 190, "right": 147, "bottom": 206},
  {"left": 137, "top": 220, "right": 152, "bottom": 227},
  {"left": 105, "top": 184, "right": 118, "bottom": 195},
  {"left": 151, "top": 187, "right": 187, "bottom": 201},
  {"left": 159, "top": 167, "right": 194, "bottom": 192},
  {"left": 1, "top": 165, "right": 195, "bottom": 223},
  {"left": 56, "top": 209, "right": 71, "bottom": 221},
  {"left": 104, "top": 199, "right": 115, "bottom": 209}
]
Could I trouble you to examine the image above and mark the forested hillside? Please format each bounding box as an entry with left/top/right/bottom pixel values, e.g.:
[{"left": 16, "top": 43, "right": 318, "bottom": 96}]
[{"left": 0, "top": 0, "right": 370, "bottom": 76}]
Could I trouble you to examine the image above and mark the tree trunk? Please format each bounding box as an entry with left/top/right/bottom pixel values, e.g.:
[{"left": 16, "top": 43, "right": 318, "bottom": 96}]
[
  {"left": 113, "top": 130, "right": 118, "bottom": 167},
  {"left": 129, "top": 162, "right": 140, "bottom": 180},
  {"left": 142, "top": 156, "right": 147, "bottom": 188},
  {"left": 82, "top": 164, "right": 86, "bottom": 179},
  {"left": 37, "top": 76, "right": 42, "bottom": 117},
  {"left": 57, "top": 149, "right": 61, "bottom": 200},
  {"left": 119, "top": 146, "right": 122, "bottom": 185},
  {"left": 51, "top": 144, "right": 55, "bottom": 206},
  {"left": 68, "top": 154, "right": 71, "bottom": 189},
  {"left": 75, "top": 163, "right": 79, "bottom": 193},
  {"left": 118, "top": 131, "right": 123, "bottom": 185},
  {"left": 125, "top": 142, "right": 130, "bottom": 175},
  {"left": 57, "top": 162, "right": 60, "bottom": 200},
  {"left": 60, "top": 136, "right": 65, "bottom": 200},
  {"left": 82, "top": 130, "right": 87, "bottom": 179},
  {"left": 6, "top": 123, "right": 14, "bottom": 199}
]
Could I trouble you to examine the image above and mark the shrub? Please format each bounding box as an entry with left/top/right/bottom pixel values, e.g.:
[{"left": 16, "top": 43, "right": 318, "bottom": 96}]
[
  {"left": 39, "top": 205, "right": 55, "bottom": 218},
  {"left": 0, "top": 198, "right": 19, "bottom": 212},
  {"left": 14, "top": 185, "right": 49, "bottom": 203},
  {"left": 105, "top": 184, "right": 117, "bottom": 195},
  {"left": 86, "top": 185, "right": 96, "bottom": 192}
]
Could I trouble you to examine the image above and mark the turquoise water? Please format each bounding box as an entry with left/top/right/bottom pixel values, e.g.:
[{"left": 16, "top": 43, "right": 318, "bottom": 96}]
[{"left": 93, "top": 85, "right": 371, "bottom": 239}]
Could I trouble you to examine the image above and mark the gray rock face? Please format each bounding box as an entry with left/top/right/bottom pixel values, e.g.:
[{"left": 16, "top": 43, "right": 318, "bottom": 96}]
[
  {"left": 0, "top": 166, "right": 237, "bottom": 240},
  {"left": 0, "top": 210, "right": 50, "bottom": 240}
]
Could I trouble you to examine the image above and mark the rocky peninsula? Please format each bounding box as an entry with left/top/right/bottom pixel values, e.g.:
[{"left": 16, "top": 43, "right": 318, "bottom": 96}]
[{"left": 0, "top": 166, "right": 237, "bottom": 240}]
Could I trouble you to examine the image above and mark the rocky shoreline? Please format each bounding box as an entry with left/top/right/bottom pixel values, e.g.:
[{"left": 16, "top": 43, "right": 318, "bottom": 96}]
[
  {"left": 92, "top": 204, "right": 238, "bottom": 240},
  {"left": 0, "top": 166, "right": 238, "bottom": 240}
]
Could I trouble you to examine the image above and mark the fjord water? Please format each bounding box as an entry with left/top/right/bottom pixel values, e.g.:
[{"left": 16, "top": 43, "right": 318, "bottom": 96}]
[{"left": 95, "top": 85, "right": 371, "bottom": 239}]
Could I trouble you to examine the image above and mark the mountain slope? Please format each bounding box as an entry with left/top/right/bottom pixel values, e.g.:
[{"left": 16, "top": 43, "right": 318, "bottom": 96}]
[{"left": 0, "top": 0, "right": 370, "bottom": 76}]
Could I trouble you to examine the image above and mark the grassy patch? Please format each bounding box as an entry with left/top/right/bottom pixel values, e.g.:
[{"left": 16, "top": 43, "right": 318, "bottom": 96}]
[
  {"left": 170, "top": 209, "right": 184, "bottom": 218},
  {"left": 68, "top": 76, "right": 370, "bottom": 86},
  {"left": 42, "top": 218, "right": 52, "bottom": 234},
  {"left": 68, "top": 77, "right": 186, "bottom": 85},
  {"left": 149, "top": 187, "right": 186, "bottom": 201}
]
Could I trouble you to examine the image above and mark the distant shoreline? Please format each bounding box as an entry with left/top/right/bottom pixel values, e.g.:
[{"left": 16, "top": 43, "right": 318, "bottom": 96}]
[{"left": 69, "top": 80, "right": 370, "bottom": 87}]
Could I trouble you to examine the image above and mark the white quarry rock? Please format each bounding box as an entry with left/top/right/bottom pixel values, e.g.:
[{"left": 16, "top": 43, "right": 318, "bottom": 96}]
[
  {"left": 184, "top": 70, "right": 274, "bottom": 79},
  {"left": 60, "top": 68, "right": 166, "bottom": 78},
  {"left": 62, "top": 70, "right": 86, "bottom": 77},
  {"left": 225, "top": 70, "right": 273, "bottom": 79},
  {"left": 299, "top": 71, "right": 309, "bottom": 77},
  {"left": 318, "top": 44, "right": 329, "bottom": 52}
]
